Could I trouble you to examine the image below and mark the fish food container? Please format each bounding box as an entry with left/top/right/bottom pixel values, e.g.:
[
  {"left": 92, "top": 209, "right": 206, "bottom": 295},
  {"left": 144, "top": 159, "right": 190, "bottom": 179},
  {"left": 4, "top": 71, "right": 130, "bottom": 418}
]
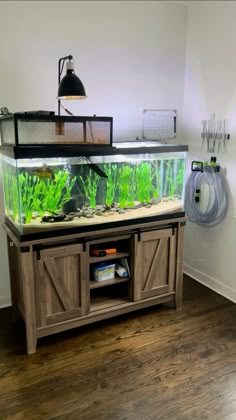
[{"left": 93, "top": 264, "right": 115, "bottom": 282}]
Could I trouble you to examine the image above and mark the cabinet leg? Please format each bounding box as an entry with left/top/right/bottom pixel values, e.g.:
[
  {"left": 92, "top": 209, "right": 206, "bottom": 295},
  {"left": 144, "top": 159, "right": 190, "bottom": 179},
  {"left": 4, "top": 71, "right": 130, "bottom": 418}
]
[
  {"left": 25, "top": 325, "right": 37, "bottom": 354},
  {"left": 175, "top": 291, "right": 183, "bottom": 311},
  {"left": 20, "top": 250, "right": 37, "bottom": 355},
  {"left": 175, "top": 223, "right": 184, "bottom": 311},
  {"left": 7, "top": 238, "right": 21, "bottom": 322}
]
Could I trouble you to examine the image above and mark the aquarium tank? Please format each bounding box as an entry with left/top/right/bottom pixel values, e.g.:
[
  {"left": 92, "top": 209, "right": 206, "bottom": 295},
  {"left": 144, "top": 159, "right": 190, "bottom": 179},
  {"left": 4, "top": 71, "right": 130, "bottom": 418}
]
[
  {"left": 0, "top": 114, "right": 187, "bottom": 239},
  {"left": 0, "top": 149, "right": 186, "bottom": 238}
]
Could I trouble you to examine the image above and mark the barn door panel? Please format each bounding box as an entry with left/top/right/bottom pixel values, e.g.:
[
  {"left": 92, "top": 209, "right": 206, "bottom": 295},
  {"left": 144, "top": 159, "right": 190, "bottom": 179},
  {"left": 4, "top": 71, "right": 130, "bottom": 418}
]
[
  {"left": 133, "top": 228, "right": 176, "bottom": 301},
  {"left": 35, "top": 244, "right": 89, "bottom": 326}
]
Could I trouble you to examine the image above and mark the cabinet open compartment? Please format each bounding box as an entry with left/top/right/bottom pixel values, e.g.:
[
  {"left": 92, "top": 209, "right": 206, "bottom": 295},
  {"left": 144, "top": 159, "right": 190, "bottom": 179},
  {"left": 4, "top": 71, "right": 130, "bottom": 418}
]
[
  {"left": 90, "top": 282, "right": 131, "bottom": 313},
  {"left": 88, "top": 234, "right": 132, "bottom": 289}
]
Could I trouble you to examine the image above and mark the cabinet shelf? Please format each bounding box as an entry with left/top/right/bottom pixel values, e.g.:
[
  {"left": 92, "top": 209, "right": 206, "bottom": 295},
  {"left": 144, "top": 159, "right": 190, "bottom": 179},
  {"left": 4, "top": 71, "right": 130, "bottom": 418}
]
[
  {"left": 89, "top": 252, "right": 130, "bottom": 264},
  {"left": 90, "top": 296, "right": 130, "bottom": 313},
  {"left": 90, "top": 276, "right": 130, "bottom": 289}
]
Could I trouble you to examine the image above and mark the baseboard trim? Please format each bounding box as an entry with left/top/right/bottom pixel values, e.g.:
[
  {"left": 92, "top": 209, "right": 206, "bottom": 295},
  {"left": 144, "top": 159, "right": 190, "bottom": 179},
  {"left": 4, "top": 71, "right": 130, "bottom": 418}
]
[
  {"left": 184, "top": 264, "right": 236, "bottom": 304},
  {"left": 0, "top": 296, "right": 11, "bottom": 309}
]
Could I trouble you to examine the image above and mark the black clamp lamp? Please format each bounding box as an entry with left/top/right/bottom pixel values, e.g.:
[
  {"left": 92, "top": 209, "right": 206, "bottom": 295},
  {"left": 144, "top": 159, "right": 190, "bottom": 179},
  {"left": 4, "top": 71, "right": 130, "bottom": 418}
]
[{"left": 57, "top": 55, "right": 87, "bottom": 116}]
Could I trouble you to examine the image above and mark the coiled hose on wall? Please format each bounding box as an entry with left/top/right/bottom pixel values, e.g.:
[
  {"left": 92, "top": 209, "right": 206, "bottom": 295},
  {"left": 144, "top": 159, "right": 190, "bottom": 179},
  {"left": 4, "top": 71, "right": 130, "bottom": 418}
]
[{"left": 185, "top": 162, "right": 229, "bottom": 227}]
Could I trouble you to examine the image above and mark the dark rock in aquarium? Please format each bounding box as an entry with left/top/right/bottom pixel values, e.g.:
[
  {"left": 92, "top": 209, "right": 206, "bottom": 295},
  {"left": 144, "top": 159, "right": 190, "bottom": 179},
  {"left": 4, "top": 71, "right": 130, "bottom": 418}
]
[
  {"left": 96, "top": 205, "right": 105, "bottom": 211},
  {"left": 41, "top": 214, "right": 66, "bottom": 223},
  {"left": 95, "top": 211, "right": 103, "bottom": 216},
  {"left": 104, "top": 211, "right": 116, "bottom": 216},
  {"left": 117, "top": 209, "right": 126, "bottom": 214},
  {"left": 32, "top": 211, "right": 38, "bottom": 219},
  {"left": 63, "top": 198, "right": 78, "bottom": 213},
  {"left": 143, "top": 203, "right": 152, "bottom": 208},
  {"left": 64, "top": 215, "right": 74, "bottom": 222},
  {"left": 75, "top": 210, "right": 83, "bottom": 218},
  {"left": 151, "top": 197, "right": 161, "bottom": 205},
  {"left": 85, "top": 214, "right": 94, "bottom": 218},
  {"left": 82, "top": 205, "right": 89, "bottom": 211}
]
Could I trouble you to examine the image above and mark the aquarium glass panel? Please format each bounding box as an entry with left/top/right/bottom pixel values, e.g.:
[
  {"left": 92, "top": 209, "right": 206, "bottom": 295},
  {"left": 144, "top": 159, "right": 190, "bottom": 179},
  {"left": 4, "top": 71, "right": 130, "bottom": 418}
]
[
  {"left": 0, "top": 151, "right": 186, "bottom": 236},
  {"left": 0, "top": 155, "right": 21, "bottom": 226}
]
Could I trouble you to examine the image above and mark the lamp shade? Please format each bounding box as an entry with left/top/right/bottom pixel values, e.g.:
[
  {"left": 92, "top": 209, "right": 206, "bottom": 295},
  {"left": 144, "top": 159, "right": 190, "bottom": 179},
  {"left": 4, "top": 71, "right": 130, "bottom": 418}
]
[{"left": 57, "top": 60, "right": 87, "bottom": 100}]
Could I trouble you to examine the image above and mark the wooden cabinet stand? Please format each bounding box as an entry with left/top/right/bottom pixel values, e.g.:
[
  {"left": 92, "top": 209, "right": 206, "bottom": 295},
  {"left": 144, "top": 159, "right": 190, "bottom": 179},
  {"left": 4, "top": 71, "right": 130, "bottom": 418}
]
[{"left": 4, "top": 216, "right": 185, "bottom": 354}]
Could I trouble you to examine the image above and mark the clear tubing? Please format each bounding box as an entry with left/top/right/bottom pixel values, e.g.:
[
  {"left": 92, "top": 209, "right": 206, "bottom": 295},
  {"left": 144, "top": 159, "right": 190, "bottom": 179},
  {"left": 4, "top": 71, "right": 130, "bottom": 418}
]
[{"left": 184, "top": 166, "right": 229, "bottom": 227}]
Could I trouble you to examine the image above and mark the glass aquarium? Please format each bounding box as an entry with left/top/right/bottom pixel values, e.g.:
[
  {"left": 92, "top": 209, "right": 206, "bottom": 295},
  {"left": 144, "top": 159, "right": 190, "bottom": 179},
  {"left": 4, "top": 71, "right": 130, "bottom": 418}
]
[{"left": 0, "top": 146, "right": 187, "bottom": 238}]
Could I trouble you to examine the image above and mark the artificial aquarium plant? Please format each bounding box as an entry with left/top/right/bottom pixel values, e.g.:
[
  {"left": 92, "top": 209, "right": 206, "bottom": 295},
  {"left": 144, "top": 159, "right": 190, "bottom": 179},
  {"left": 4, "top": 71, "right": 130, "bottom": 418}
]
[
  {"left": 104, "top": 163, "right": 118, "bottom": 207},
  {"left": 152, "top": 160, "right": 162, "bottom": 199},
  {"left": 135, "top": 162, "right": 153, "bottom": 203},
  {"left": 118, "top": 165, "right": 135, "bottom": 208},
  {"left": 78, "top": 170, "right": 100, "bottom": 208},
  {"left": 18, "top": 173, "right": 44, "bottom": 223},
  {"left": 171, "top": 160, "right": 185, "bottom": 196},
  {"left": 40, "top": 170, "right": 76, "bottom": 215},
  {"left": 164, "top": 160, "right": 185, "bottom": 197}
]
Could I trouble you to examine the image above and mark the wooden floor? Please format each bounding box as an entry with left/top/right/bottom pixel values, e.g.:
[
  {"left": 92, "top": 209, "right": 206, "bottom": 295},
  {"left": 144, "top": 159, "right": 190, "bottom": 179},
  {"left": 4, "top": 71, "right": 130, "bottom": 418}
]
[{"left": 0, "top": 276, "right": 235, "bottom": 420}]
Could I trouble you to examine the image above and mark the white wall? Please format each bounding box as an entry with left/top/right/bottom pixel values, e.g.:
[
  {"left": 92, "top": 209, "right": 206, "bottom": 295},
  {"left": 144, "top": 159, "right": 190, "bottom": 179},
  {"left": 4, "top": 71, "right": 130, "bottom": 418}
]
[
  {"left": 0, "top": 1, "right": 187, "bottom": 307},
  {"left": 183, "top": 1, "right": 236, "bottom": 302}
]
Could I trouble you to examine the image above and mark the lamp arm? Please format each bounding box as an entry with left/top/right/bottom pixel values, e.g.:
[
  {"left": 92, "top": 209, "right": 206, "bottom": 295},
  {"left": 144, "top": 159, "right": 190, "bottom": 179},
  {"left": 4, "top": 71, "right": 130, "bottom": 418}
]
[{"left": 58, "top": 55, "right": 73, "bottom": 115}]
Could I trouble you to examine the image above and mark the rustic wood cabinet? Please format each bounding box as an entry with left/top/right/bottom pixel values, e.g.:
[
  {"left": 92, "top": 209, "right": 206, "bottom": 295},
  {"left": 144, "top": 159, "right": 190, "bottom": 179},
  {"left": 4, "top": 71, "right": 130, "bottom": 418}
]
[{"left": 4, "top": 216, "right": 185, "bottom": 354}]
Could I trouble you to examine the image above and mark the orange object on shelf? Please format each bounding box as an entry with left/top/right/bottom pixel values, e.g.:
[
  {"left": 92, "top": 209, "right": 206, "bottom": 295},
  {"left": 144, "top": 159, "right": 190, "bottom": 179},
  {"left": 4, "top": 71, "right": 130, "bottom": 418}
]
[{"left": 91, "top": 248, "right": 117, "bottom": 257}]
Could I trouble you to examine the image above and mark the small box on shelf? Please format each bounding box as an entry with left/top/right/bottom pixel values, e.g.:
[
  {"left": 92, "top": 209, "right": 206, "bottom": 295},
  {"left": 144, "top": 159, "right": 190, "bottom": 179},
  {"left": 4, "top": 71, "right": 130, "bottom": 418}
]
[{"left": 93, "top": 263, "right": 115, "bottom": 282}]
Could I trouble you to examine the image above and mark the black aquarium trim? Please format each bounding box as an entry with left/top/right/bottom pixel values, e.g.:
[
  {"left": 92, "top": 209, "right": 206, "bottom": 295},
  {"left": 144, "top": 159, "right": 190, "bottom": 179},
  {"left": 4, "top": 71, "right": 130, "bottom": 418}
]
[
  {"left": 5, "top": 211, "right": 186, "bottom": 242},
  {"left": 0, "top": 144, "right": 118, "bottom": 159},
  {"left": 0, "top": 144, "right": 188, "bottom": 159}
]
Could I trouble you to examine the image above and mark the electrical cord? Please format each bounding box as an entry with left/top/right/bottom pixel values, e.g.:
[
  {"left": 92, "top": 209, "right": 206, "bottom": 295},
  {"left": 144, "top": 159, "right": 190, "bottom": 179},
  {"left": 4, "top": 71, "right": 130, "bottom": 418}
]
[{"left": 184, "top": 166, "right": 229, "bottom": 227}]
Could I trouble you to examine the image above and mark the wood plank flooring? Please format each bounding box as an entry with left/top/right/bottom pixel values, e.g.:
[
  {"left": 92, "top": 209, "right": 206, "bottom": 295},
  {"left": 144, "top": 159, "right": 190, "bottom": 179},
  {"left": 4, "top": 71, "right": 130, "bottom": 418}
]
[{"left": 0, "top": 276, "right": 235, "bottom": 420}]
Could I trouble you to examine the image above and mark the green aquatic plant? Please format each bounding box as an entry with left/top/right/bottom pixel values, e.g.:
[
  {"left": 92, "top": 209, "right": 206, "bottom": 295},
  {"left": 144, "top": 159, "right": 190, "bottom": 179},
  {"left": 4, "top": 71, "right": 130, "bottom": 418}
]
[
  {"left": 170, "top": 160, "right": 185, "bottom": 196},
  {"left": 18, "top": 173, "right": 43, "bottom": 223},
  {"left": 118, "top": 165, "right": 134, "bottom": 208},
  {"left": 152, "top": 160, "right": 162, "bottom": 199},
  {"left": 165, "top": 160, "right": 185, "bottom": 197},
  {"left": 105, "top": 164, "right": 118, "bottom": 207},
  {"left": 3, "top": 171, "right": 12, "bottom": 214},
  {"left": 78, "top": 170, "right": 100, "bottom": 208},
  {"left": 135, "top": 162, "right": 153, "bottom": 203},
  {"left": 164, "top": 160, "right": 172, "bottom": 197},
  {"left": 40, "top": 170, "right": 76, "bottom": 215}
]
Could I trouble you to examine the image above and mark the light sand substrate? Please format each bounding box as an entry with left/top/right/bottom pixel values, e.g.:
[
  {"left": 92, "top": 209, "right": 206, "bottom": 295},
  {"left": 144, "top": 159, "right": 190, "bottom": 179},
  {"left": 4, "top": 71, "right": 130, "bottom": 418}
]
[{"left": 10, "top": 200, "right": 183, "bottom": 235}]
